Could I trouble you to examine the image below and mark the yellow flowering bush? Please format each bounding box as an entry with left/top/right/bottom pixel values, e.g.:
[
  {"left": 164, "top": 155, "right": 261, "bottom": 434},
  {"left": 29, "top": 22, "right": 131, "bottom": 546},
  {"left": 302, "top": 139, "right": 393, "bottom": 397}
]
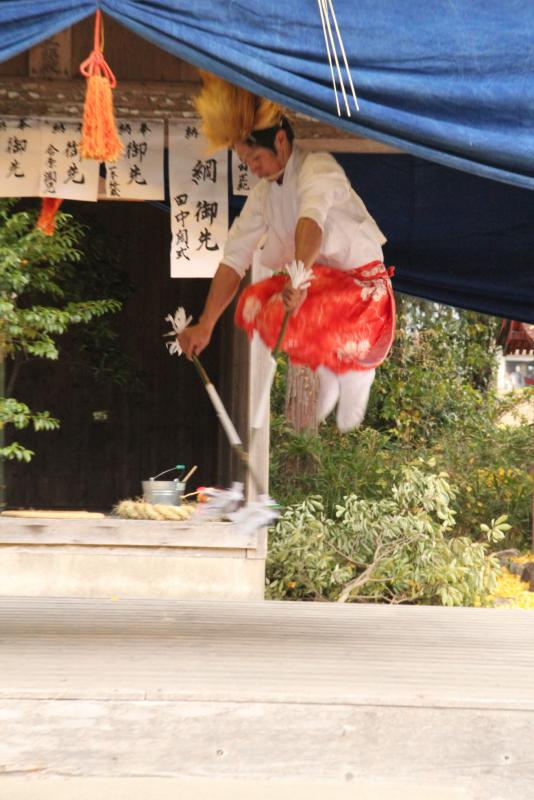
[{"left": 480, "top": 555, "right": 534, "bottom": 610}]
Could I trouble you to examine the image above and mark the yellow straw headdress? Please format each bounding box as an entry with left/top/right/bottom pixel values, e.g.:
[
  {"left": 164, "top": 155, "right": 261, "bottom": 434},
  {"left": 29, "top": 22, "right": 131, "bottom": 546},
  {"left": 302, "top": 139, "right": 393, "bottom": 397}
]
[{"left": 194, "top": 71, "right": 284, "bottom": 150}]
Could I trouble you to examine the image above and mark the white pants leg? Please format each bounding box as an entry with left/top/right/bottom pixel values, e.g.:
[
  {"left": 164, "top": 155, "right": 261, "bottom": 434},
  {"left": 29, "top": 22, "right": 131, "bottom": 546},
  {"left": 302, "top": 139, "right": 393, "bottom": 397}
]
[
  {"left": 316, "top": 365, "right": 340, "bottom": 423},
  {"left": 336, "top": 368, "right": 376, "bottom": 432}
]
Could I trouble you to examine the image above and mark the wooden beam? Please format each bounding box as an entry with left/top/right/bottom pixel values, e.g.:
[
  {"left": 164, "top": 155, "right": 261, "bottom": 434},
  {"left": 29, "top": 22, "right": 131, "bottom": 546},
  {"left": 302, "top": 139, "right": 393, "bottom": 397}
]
[
  {"left": 0, "top": 78, "right": 401, "bottom": 152},
  {"left": 0, "top": 516, "right": 260, "bottom": 550}
]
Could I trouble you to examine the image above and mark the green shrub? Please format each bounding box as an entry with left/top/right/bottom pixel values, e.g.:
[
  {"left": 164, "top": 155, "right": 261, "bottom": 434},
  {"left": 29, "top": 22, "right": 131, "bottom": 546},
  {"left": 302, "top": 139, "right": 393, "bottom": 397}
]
[
  {"left": 267, "top": 466, "right": 505, "bottom": 606},
  {"left": 270, "top": 298, "right": 533, "bottom": 550}
]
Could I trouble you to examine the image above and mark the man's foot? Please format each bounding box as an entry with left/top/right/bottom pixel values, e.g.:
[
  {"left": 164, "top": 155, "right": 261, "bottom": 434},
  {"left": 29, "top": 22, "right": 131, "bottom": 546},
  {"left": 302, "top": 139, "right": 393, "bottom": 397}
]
[
  {"left": 336, "top": 368, "right": 376, "bottom": 432},
  {"left": 316, "top": 366, "right": 340, "bottom": 423}
]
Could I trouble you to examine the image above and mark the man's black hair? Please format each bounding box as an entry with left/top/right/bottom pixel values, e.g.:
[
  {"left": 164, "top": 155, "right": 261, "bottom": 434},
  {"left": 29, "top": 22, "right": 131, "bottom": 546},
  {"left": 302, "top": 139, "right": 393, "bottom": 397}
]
[{"left": 245, "top": 116, "right": 294, "bottom": 152}]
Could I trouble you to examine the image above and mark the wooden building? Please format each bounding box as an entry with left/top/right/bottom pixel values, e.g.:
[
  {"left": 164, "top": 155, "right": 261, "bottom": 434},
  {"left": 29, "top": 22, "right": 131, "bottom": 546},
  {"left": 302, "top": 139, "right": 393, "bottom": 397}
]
[{"left": 0, "top": 15, "right": 394, "bottom": 511}]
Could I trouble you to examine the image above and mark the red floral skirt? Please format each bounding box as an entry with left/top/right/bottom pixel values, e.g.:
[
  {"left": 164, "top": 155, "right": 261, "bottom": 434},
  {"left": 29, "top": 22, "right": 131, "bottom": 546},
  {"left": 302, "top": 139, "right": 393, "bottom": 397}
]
[{"left": 235, "top": 261, "right": 396, "bottom": 374}]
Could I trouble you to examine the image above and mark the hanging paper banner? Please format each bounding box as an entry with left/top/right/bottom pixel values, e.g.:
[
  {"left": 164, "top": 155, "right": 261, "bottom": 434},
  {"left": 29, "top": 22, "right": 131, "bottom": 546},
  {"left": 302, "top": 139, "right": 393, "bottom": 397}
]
[
  {"left": 168, "top": 120, "right": 228, "bottom": 278},
  {"left": 0, "top": 117, "right": 42, "bottom": 197},
  {"left": 105, "top": 119, "right": 165, "bottom": 200},
  {"left": 231, "top": 151, "right": 259, "bottom": 195},
  {"left": 39, "top": 118, "right": 99, "bottom": 200}
]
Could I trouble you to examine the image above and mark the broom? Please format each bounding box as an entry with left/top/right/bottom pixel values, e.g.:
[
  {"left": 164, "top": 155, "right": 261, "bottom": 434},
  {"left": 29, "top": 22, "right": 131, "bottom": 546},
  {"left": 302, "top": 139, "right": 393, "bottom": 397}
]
[{"left": 164, "top": 308, "right": 264, "bottom": 495}]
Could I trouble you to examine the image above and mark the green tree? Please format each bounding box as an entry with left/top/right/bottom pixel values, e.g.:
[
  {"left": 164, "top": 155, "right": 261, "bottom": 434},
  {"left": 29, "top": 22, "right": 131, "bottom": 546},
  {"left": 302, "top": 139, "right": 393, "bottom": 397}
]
[
  {"left": 0, "top": 199, "right": 122, "bottom": 467},
  {"left": 270, "top": 296, "right": 532, "bottom": 549},
  {"left": 365, "top": 296, "right": 501, "bottom": 444}
]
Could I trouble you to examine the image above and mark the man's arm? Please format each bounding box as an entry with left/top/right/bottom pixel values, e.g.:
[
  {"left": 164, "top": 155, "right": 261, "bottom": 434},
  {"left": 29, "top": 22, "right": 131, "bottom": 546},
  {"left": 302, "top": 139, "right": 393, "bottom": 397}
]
[
  {"left": 282, "top": 216, "right": 323, "bottom": 312},
  {"left": 179, "top": 263, "right": 241, "bottom": 358}
]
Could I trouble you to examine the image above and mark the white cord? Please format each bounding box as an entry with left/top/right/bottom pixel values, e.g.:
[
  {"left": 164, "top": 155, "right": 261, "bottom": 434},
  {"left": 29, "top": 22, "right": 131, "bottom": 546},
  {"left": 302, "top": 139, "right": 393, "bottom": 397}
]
[
  {"left": 317, "top": 0, "right": 341, "bottom": 116},
  {"left": 320, "top": 0, "right": 350, "bottom": 116},
  {"left": 326, "top": 0, "right": 359, "bottom": 112}
]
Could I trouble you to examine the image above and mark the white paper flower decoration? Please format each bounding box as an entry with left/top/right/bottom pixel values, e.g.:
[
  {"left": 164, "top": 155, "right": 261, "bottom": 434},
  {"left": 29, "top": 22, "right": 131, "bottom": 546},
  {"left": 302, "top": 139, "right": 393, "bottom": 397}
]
[
  {"left": 197, "top": 482, "right": 245, "bottom": 520},
  {"left": 227, "top": 495, "right": 280, "bottom": 535},
  {"left": 164, "top": 306, "right": 193, "bottom": 356},
  {"left": 285, "top": 259, "right": 315, "bottom": 291}
]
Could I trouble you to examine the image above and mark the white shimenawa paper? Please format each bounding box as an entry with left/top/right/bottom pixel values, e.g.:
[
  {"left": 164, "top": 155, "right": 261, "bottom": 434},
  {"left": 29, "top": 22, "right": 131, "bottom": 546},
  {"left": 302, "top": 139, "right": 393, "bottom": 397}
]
[
  {"left": 231, "top": 151, "right": 259, "bottom": 196},
  {"left": 106, "top": 119, "right": 165, "bottom": 200},
  {"left": 168, "top": 120, "right": 228, "bottom": 278},
  {"left": 0, "top": 116, "right": 42, "bottom": 197},
  {"left": 39, "top": 118, "right": 99, "bottom": 201}
]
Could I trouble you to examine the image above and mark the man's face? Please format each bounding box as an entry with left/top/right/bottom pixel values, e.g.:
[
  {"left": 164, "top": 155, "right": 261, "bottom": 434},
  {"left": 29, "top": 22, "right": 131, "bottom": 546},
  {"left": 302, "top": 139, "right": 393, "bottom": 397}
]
[{"left": 234, "top": 141, "right": 283, "bottom": 179}]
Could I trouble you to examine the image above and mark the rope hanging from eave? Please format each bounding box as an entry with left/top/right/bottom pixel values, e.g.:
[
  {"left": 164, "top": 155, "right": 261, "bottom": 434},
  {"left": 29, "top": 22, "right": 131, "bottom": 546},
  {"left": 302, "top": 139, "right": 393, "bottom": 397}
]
[{"left": 79, "top": 10, "right": 123, "bottom": 162}]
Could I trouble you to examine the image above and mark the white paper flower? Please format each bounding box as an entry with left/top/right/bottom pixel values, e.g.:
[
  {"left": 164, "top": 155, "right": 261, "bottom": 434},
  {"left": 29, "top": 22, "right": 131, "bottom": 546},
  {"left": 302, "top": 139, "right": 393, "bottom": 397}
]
[
  {"left": 242, "top": 296, "right": 262, "bottom": 324},
  {"left": 285, "top": 259, "right": 315, "bottom": 291},
  {"left": 227, "top": 495, "right": 280, "bottom": 534},
  {"left": 197, "top": 482, "right": 245, "bottom": 520},
  {"left": 164, "top": 306, "right": 193, "bottom": 356}
]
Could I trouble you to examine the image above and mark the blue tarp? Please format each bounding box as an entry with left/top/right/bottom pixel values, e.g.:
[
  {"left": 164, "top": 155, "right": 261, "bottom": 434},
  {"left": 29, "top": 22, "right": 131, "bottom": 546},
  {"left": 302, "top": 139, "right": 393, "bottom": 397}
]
[
  {"left": 1, "top": 1, "right": 533, "bottom": 319},
  {"left": 229, "top": 154, "right": 534, "bottom": 322}
]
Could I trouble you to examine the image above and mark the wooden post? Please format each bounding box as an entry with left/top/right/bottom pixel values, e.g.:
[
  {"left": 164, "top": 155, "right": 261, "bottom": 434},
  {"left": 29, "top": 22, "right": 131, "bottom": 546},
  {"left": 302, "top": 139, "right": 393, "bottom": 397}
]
[
  {"left": 247, "top": 259, "right": 271, "bottom": 499},
  {"left": 216, "top": 259, "right": 270, "bottom": 500},
  {"left": 0, "top": 357, "right": 5, "bottom": 510}
]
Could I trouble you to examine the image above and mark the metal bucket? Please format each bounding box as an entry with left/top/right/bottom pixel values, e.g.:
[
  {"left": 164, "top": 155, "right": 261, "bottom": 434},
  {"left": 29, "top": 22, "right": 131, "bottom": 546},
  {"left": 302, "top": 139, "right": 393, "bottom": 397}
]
[{"left": 142, "top": 479, "right": 185, "bottom": 506}]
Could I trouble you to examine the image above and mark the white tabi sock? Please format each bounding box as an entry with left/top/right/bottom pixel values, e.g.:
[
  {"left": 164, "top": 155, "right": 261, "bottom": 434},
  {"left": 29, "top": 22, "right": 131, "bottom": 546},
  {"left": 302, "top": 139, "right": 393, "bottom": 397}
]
[
  {"left": 316, "top": 365, "right": 340, "bottom": 423},
  {"left": 336, "top": 368, "right": 376, "bottom": 433}
]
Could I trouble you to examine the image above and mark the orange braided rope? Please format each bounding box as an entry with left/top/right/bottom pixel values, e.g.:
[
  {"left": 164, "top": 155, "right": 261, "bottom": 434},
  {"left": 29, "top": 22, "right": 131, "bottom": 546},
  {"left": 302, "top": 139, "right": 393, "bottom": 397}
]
[{"left": 79, "top": 10, "right": 122, "bottom": 161}]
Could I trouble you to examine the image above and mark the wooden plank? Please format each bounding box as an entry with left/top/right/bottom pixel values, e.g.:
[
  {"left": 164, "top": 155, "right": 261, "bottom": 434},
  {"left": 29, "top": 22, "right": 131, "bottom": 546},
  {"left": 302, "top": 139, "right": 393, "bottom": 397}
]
[
  {"left": 0, "top": 78, "right": 402, "bottom": 153},
  {"left": 0, "top": 777, "right": 470, "bottom": 800},
  {"left": 0, "top": 517, "right": 258, "bottom": 550},
  {"left": 1, "top": 545, "right": 247, "bottom": 558},
  {"left": 0, "top": 699, "right": 528, "bottom": 798},
  {"left": 248, "top": 527, "right": 268, "bottom": 560},
  {"left": 71, "top": 15, "right": 198, "bottom": 83},
  {"left": 1, "top": 599, "right": 533, "bottom": 798},
  {"left": 299, "top": 137, "right": 401, "bottom": 153},
  {"left": 0, "top": 552, "right": 264, "bottom": 600},
  {"left": 0, "top": 598, "right": 532, "bottom": 710}
]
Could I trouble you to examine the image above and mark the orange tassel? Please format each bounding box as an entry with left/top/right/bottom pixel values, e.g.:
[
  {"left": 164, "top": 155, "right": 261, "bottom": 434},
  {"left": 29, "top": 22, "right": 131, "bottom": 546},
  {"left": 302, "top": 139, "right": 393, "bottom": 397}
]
[
  {"left": 79, "top": 10, "right": 122, "bottom": 162},
  {"left": 36, "top": 197, "right": 64, "bottom": 236}
]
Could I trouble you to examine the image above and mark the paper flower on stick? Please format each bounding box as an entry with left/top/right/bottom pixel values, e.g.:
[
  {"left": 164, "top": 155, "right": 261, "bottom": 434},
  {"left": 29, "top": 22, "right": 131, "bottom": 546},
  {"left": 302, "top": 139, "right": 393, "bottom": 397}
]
[
  {"left": 227, "top": 495, "right": 280, "bottom": 535},
  {"left": 164, "top": 306, "right": 192, "bottom": 356},
  {"left": 197, "top": 482, "right": 245, "bottom": 520},
  {"left": 285, "top": 259, "right": 315, "bottom": 291}
]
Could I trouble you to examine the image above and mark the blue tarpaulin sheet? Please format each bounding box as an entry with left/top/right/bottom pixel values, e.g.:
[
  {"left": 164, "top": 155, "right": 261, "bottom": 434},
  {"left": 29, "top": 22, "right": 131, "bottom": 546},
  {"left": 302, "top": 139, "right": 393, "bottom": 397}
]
[{"left": 1, "top": 1, "right": 533, "bottom": 319}]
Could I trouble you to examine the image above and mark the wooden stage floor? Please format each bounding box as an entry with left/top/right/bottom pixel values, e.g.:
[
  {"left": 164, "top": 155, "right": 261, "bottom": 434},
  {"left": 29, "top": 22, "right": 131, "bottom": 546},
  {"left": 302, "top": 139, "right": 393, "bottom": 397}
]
[{"left": 0, "top": 598, "right": 533, "bottom": 799}]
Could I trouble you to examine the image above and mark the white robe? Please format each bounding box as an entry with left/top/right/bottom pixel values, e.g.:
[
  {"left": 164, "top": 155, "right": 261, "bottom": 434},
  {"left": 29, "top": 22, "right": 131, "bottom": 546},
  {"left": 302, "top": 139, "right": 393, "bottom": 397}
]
[{"left": 222, "top": 145, "right": 386, "bottom": 278}]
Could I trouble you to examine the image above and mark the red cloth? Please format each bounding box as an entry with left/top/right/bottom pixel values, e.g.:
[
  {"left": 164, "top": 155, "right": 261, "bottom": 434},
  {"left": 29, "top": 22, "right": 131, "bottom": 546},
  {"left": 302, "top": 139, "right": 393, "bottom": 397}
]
[{"left": 235, "top": 261, "right": 396, "bottom": 373}]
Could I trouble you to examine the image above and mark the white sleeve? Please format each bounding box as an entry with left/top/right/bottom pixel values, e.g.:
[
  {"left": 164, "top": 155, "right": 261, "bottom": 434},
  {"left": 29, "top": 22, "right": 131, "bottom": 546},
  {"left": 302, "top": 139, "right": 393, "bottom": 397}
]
[
  {"left": 296, "top": 152, "right": 351, "bottom": 230},
  {"left": 222, "top": 185, "right": 268, "bottom": 278}
]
